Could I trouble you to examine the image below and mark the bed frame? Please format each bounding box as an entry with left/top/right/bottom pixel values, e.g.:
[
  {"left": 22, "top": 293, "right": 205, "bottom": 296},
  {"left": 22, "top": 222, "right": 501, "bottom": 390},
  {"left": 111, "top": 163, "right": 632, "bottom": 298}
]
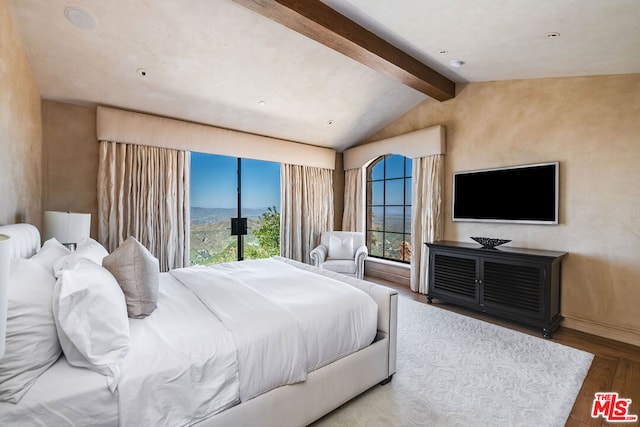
[
  {"left": 0, "top": 224, "right": 398, "bottom": 427},
  {"left": 0, "top": 223, "right": 41, "bottom": 258}
]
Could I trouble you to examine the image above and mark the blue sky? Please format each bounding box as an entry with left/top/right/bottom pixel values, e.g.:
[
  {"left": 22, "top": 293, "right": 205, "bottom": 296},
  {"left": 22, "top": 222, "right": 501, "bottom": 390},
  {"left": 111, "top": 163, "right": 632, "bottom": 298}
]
[
  {"left": 369, "top": 154, "right": 412, "bottom": 206},
  {"left": 191, "top": 152, "right": 409, "bottom": 210},
  {"left": 190, "top": 152, "right": 280, "bottom": 209}
]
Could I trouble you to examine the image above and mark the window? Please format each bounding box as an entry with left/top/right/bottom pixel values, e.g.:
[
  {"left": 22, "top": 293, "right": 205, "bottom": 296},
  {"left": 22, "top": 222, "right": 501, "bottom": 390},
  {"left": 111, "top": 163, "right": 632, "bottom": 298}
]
[
  {"left": 366, "top": 154, "right": 412, "bottom": 263},
  {"left": 190, "top": 152, "right": 280, "bottom": 265}
]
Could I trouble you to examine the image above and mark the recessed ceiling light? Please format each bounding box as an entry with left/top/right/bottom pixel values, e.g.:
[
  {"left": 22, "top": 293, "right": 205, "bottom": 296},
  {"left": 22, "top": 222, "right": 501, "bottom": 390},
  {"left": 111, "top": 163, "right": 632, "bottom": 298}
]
[
  {"left": 450, "top": 60, "right": 464, "bottom": 68},
  {"left": 64, "top": 6, "right": 96, "bottom": 31},
  {"left": 258, "top": 100, "right": 267, "bottom": 106},
  {"left": 546, "top": 32, "right": 560, "bottom": 39}
]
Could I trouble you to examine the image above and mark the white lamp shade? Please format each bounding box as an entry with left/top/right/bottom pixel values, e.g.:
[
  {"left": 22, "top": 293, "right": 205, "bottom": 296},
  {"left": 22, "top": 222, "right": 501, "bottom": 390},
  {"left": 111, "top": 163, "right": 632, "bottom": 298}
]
[
  {"left": 0, "top": 234, "right": 10, "bottom": 360},
  {"left": 44, "top": 211, "right": 91, "bottom": 244}
]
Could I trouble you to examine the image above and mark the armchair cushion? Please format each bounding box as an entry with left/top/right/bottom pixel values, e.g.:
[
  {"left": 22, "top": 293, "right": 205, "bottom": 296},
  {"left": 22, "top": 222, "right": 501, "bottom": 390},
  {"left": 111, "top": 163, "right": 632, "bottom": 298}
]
[
  {"left": 322, "top": 260, "right": 357, "bottom": 275},
  {"left": 328, "top": 235, "right": 354, "bottom": 259}
]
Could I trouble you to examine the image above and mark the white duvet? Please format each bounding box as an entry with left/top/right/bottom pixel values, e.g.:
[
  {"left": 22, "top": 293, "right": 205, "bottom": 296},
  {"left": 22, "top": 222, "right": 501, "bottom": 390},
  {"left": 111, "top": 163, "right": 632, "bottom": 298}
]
[
  {"left": 116, "top": 273, "right": 239, "bottom": 426},
  {"left": 120, "top": 257, "right": 378, "bottom": 426},
  {"left": 205, "top": 258, "right": 379, "bottom": 372}
]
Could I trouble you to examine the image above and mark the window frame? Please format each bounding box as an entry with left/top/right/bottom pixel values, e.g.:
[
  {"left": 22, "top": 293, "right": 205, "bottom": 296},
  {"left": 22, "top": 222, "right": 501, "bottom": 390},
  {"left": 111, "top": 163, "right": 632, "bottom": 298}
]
[
  {"left": 366, "top": 155, "right": 412, "bottom": 264},
  {"left": 189, "top": 152, "right": 281, "bottom": 266}
]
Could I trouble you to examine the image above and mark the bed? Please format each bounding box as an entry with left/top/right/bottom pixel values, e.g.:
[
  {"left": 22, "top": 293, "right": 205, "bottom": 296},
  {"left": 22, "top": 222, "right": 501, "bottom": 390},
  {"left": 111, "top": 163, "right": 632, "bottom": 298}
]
[{"left": 0, "top": 223, "right": 397, "bottom": 426}]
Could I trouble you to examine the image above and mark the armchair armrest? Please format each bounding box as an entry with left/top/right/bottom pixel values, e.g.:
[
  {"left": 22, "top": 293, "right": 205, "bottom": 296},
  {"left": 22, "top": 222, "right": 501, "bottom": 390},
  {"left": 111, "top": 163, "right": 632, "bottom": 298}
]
[
  {"left": 309, "top": 244, "right": 328, "bottom": 266},
  {"left": 354, "top": 245, "right": 368, "bottom": 280},
  {"left": 355, "top": 245, "right": 368, "bottom": 263}
]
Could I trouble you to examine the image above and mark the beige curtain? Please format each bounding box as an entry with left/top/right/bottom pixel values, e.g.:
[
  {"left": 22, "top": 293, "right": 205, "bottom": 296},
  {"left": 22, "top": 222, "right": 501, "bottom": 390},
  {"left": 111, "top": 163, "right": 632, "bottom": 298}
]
[
  {"left": 342, "top": 167, "right": 364, "bottom": 232},
  {"left": 97, "top": 141, "right": 190, "bottom": 272},
  {"left": 281, "top": 164, "right": 334, "bottom": 263},
  {"left": 411, "top": 155, "right": 444, "bottom": 293}
]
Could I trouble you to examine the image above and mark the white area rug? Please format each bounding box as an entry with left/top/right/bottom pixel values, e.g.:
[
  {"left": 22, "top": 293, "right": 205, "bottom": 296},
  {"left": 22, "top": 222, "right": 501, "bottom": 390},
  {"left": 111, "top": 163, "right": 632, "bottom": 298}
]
[{"left": 314, "top": 297, "right": 594, "bottom": 427}]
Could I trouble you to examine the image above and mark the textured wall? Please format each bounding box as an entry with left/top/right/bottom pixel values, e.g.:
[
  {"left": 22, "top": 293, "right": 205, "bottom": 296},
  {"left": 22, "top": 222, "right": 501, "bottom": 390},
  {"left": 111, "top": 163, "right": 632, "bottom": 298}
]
[
  {"left": 41, "top": 101, "right": 98, "bottom": 238},
  {"left": 0, "top": 0, "right": 42, "bottom": 227},
  {"left": 365, "top": 74, "right": 640, "bottom": 345}
]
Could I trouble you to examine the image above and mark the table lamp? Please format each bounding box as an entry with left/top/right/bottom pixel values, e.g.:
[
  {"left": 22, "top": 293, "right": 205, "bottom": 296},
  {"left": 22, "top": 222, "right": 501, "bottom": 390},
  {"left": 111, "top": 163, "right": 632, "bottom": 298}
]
[{"left": 44, "top": 211, "right": 91, "bottom": 250}]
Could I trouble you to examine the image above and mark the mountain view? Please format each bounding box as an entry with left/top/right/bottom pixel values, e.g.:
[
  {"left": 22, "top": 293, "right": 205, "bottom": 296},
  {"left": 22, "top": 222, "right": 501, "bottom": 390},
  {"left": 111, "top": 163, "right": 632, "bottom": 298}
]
[
  {"left": 190, "top": 207, "right": 411, "bottom": 265},
  {"left": 190, "top": 206, "right": 279, "bottom": 265}
]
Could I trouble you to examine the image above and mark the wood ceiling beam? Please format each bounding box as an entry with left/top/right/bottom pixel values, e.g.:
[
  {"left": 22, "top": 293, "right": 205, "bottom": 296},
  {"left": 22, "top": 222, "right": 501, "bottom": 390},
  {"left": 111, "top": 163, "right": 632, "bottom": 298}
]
[{"left": 233, "top": 0, "right": 455, "bottom": 101}]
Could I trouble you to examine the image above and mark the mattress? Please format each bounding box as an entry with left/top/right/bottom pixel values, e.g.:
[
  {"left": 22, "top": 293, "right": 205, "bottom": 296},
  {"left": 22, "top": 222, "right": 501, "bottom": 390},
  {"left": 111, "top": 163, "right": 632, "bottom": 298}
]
[{"left": 0, "top": 356, "right": 117, "bottom": 426}]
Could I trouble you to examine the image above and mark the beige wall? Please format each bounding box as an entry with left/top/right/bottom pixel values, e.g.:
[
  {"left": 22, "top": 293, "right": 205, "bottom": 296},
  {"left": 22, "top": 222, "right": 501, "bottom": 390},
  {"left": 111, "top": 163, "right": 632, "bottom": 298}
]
[
  {"left": 365, "top": 73, "right": 640, "bottom": 345},
  {"left": 41, "top": 101, "right": 98, "bottom": 238},
  {"left": 0, "top": 0, "right": 42, "bottom": 227}
]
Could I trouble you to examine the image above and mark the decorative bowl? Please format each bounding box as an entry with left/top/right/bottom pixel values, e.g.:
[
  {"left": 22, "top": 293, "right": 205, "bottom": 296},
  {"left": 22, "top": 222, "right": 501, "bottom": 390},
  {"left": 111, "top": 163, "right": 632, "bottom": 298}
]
[{"left": 470, "top": 237, "right": 511, "bottom": 249}]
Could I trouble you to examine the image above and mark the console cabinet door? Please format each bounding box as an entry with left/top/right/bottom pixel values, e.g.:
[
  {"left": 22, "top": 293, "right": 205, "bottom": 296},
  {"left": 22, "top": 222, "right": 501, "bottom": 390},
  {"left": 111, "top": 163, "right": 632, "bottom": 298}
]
[
  {"left": 480, "top": 258, "right": 545, "bottom": 323},
  {"left": 430, "top": 252, "right": 479, "bottom": 306}
]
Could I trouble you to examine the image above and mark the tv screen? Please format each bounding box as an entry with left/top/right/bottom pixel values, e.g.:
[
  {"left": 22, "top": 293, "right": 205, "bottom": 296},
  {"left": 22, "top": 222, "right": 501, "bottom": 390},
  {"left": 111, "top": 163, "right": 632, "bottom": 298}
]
[{"left": 452, "top": 162, "right": 559, "bottom": 225}]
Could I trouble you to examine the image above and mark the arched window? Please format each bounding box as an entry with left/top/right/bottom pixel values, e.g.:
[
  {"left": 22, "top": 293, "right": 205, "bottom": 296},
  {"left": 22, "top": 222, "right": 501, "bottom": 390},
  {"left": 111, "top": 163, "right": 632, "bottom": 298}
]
[{"left": 366, "top": 154, "right": 412, "bottom": 263}]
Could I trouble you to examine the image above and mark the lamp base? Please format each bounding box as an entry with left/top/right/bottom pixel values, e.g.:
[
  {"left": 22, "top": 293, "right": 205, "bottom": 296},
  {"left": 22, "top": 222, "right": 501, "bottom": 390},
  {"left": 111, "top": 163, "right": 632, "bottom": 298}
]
[{"left": 63, "top": 243, "right": 77, "bottom": 251}]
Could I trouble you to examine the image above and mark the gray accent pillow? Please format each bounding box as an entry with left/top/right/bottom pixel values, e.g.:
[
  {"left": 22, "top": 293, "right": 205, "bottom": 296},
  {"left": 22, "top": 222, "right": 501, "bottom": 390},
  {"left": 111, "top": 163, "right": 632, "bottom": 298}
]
[{"left": 102, "top": 237, "right": 159, "bottom": 318}]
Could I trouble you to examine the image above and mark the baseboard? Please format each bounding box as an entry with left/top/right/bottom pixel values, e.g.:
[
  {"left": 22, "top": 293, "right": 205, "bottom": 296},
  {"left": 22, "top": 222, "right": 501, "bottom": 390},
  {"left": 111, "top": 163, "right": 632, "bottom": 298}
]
[{"left": 562, "top": 315, "right": 640, "bottom": 347}]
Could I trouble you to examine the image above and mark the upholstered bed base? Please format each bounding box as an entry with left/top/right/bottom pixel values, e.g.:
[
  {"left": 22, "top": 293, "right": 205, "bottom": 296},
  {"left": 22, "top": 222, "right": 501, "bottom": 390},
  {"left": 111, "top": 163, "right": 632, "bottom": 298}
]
[
  {"left": 199, "top": 286, "right": 398, "bottom": 427},
  {"left": 0, "top": 223, "right": 41, "bottom": 258}
]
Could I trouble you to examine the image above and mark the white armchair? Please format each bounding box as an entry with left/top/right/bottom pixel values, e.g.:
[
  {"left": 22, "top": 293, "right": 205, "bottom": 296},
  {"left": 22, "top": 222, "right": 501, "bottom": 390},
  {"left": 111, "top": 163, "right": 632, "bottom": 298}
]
[{"left": 310, "top": 231, "right": 368, "bottom": 280}]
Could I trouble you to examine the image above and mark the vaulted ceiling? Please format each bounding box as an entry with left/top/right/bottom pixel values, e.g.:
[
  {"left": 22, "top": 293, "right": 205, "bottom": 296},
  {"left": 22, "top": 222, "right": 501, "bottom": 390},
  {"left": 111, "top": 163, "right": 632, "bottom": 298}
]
[{"left": 7, "top": 0, "right": 640, "bottom": 151}]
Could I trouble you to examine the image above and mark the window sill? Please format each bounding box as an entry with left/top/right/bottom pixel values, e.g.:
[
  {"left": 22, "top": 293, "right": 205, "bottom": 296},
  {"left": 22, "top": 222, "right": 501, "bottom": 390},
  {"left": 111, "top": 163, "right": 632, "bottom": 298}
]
[
  {"left": 365, "top": 257, "right": 410, "bottom": 286},
  {"left": 365, "top": 257, "right": 410, "bottom": 269}
]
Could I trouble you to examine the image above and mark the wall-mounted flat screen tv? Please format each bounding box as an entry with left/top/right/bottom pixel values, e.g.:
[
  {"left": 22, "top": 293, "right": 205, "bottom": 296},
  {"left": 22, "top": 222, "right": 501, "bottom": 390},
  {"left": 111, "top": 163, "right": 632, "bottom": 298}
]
[{"left": 452, "top": 162, "right": 559, "bottom": 225}]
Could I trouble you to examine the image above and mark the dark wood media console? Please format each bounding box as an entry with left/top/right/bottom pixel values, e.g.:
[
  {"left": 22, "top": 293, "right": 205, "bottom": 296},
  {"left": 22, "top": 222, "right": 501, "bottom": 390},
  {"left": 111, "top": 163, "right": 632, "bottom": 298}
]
[{"left": 426, "top": 241, "right": 567, "bottom": 338}]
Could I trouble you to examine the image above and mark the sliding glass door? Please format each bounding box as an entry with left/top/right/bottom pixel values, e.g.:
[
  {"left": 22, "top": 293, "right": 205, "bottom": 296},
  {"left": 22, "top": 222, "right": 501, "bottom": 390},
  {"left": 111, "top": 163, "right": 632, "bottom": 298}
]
[
  {"left": 240, "top": 158, "right": 281, "bottom": 260},
  {"left": 190, "top": 152, "right": 280, "bottom": 265}
]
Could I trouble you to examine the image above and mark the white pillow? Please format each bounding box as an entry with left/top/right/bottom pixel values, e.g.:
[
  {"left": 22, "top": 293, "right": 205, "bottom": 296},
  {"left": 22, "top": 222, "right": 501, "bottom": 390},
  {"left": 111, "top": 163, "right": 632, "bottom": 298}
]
[
  {"left": 328, "top": 235, "right": 354, "bottom": 259},
  {"left": 53, "top": 257, "right": 130, "bottom": 392},
  {"left": 31, "top": 238, "right": 70, "bottom": 273},
  {"left": 54, "top": 237, "right": 109, "bottom": 273},
  {"left": 75, "top": 238, "right": 109, "bottom": 263},
  {"left": 0, "top": 259, "right": 61, "bottom": 403}
]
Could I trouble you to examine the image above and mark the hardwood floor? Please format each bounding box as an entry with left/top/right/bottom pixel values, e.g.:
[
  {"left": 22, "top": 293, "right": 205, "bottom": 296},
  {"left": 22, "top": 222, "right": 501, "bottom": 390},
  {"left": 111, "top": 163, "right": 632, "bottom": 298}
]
[{"left": 365, "top": 276, "right": 640, "bottom": 426}]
